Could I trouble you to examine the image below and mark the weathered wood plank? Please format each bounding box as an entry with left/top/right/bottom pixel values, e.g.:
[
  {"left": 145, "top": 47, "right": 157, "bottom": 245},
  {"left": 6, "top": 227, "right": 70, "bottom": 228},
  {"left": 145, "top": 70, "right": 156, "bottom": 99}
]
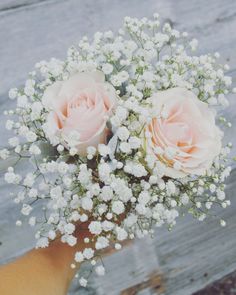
[
  {"left": 0, "top": 1, "right": 236, "bottom": 294},
  {"left": 1, "top": 0, "right": 236, "bottom": 99}
]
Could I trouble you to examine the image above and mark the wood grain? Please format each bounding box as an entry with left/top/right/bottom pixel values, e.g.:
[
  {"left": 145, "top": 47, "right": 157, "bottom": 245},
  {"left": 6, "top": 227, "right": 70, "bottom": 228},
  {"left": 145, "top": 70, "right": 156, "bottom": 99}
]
[
  {"left": 0, "top": 1, "right": 236, "bottom": 294},
  {"left": 0, "top": 0, "right": 56, "bottom": 11}
]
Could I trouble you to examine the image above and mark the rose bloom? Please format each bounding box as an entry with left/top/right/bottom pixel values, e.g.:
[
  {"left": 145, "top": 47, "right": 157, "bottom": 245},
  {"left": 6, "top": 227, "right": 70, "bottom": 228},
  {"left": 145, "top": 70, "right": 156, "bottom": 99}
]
[
  {"left": 145, "top": 87, "right": 222, "bottom": 178},
  {"left": 42, "top": 71, "right": 117, "bottom": 155}
]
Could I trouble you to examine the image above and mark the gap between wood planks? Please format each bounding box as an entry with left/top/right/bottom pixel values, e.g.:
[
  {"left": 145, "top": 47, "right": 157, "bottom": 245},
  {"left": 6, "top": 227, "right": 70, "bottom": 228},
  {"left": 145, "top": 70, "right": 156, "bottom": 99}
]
[{"left": 120, "top": 271, "right": 165, "bottom": 295}]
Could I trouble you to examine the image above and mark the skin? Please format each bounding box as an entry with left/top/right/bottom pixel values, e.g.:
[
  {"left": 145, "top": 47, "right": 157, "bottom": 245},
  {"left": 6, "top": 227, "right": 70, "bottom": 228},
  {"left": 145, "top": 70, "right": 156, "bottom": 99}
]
[{"left": 0, "top": 223, "right": 94, "bottom": 295}]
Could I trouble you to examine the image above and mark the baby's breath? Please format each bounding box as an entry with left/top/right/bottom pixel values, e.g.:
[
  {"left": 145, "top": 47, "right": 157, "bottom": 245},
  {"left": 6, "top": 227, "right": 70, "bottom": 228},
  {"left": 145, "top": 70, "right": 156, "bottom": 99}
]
[{"left": 2, "top": 14, "right": 234, "bottom": 287}]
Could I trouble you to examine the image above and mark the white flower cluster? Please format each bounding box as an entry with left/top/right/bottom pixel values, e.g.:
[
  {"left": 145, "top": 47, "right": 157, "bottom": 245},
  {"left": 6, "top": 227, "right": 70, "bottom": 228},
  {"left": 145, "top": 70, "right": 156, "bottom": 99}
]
[{"left": 2, "top": 15, "right": 234, "bottom": 287}]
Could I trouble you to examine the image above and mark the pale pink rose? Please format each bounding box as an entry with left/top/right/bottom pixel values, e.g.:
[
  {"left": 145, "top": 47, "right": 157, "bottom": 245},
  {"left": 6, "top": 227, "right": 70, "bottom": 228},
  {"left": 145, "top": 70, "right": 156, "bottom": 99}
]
[
  {"left": 146, "top": 87, "right": 222, "bottom": 178},
  {"left": 42, "top": 71, "right": 117, "bottom": 155}
]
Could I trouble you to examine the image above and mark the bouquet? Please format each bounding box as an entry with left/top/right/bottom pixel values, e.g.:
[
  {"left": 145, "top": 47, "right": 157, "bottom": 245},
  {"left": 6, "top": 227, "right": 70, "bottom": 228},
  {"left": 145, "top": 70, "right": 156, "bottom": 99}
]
[{"left": 1, "top": 15, "right": 234, "bottom": 286}]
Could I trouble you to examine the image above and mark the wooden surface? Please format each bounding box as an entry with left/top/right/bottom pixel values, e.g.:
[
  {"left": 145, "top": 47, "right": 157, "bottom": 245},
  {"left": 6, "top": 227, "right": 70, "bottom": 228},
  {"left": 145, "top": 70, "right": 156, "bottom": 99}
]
[{"left": 0, "top": 1, "right": 236, "bottom": 294}]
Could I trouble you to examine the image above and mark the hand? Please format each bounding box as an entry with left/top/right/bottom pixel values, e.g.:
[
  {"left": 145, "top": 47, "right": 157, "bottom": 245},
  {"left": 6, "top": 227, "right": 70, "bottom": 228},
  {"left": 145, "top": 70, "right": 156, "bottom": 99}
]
[{"left": 0, "top": 221, "right": 94, "bottom": 295}]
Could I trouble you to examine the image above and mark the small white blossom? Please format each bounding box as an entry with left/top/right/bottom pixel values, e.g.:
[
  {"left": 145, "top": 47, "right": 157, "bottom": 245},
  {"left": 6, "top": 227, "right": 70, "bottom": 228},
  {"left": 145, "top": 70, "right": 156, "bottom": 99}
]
[
  {"left": 220, "top": 219, "right": 226, "bottom": 227},
  {"left": 16, "top": 220, "right": 22, "bottom": 226},
  {"left": 116, "top": 227, "right": 128, "bottom": 241},
  {"left": 100, "top": 186, "right": 113, "bottom": 202},
  {"left": 98, "top": 163, "right": 111, "bottom": 182},
  {"left": 23, "top": 173, "right": 35, "bottom": 187},
  {"left": 75, "top": 251, "right": 84, "bottom": 263},
  {"left": 95, "top": 265, "right": 105, "bottom": 276},
  {"left": 57, "top": 145, "right": 64, "bottom": 152},
  {"left": 180, "top": 194, "right": 189, "bottom": 205},
  {"left": 36, "top": 237, "right": 49, "bottom": 248},
  {"left": 9, "top": 88, "right": 18, "bottom": 99},
  {"left": 29, "top": 144, "right": 41, "bottom": 155},
  {"left": 81, "top": 197, "right": 93, "bottom": 211},
  {"left": 64, "top": 223, "right": 75, "bottom": 235},
  {"left": 57, "top": 162, "right": 69, "bottom": 174},
  {"left": 83, "top": 248, "right": 95, "bottom": 259},
  {"left": 115, "top": 106, "right": 128, "bottom": 121},
  {"left": 8, "top": 137, "right": 19, "bottom": 147},
  {"left": 5, "top": 120, "right": 14, "bottom": 130},
  {"left": 119, "top": 142, "right": 131, "bottom": 154},
  {"left": 28, "top": 188, "right": 38, "bottom": 198},
  {"left": 95, "top": 236, "right": 109, "bottom": 249},
  {"left": 21, "top": 204, "right": 33, "bottom": 216},
  {"left": 48, "top": 230, "right": 56, "bottom": 240},
  {"left": 102, "top": 220, "right": 114, "bottom": 231},
  {"left": 0, "top": 149, "right": 10, "bottom": 160},
  {"left": 79, "top": 277, "right": 87, "bottom": 287},
  {"left": 5, "top": 169, "right": 21, "bottom": 184},
  {"left": 166, "top": 180, "right": 176, "bottom": 195},
  {"left": 129, "top": 136, "right": 141, "bottom": 149},
  {"left": 112, "top": 200, "right": 125, "bottom": 215},
  {"left": 87, "top": 146, "right": 97, "bottom": 159},
  {"left": 102, "top": 63, "right": 113, "bottom": 74},
  {"left": 88, "top": 221, "right": 102, "bottom": 235},
  {"left": 26, "top": 131, "right": 37, "bottom": 142},
  {"left": 29, "top": 216, "right": 36, "bottom": 227},
  {"left": 217, "top": 190, "right": 225, "bottom": 201},
  {"left": 98, "top": 144, "right": 111, "bottom": 157},
  {"left": 117, "top": 126, "right": 130, "bottom": 141},
  {"left": 17, "top": 95, "right": 28, "bottom": 108},
  {"left": 66, "top": 235, "right": 77, "bottom": 246},
  {"left": 115, "top": 243, "right": 122, "bottom": 250}
]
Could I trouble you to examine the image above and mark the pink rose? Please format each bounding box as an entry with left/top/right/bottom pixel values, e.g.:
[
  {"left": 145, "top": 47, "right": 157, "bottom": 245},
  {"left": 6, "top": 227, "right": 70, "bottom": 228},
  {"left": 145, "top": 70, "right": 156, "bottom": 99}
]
[
  {"left": 145, "top": 87, "right": 222, "bottom": 177},
  {"left": 42, "top": 71, "right": 117, "bottom": 155}
]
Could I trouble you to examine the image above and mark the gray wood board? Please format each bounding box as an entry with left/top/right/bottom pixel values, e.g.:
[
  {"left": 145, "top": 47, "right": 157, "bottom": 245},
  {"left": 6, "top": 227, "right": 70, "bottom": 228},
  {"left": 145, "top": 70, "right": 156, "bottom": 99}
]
[{"left": 0, "top": 0, "right": 236, "bottom": 294}]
